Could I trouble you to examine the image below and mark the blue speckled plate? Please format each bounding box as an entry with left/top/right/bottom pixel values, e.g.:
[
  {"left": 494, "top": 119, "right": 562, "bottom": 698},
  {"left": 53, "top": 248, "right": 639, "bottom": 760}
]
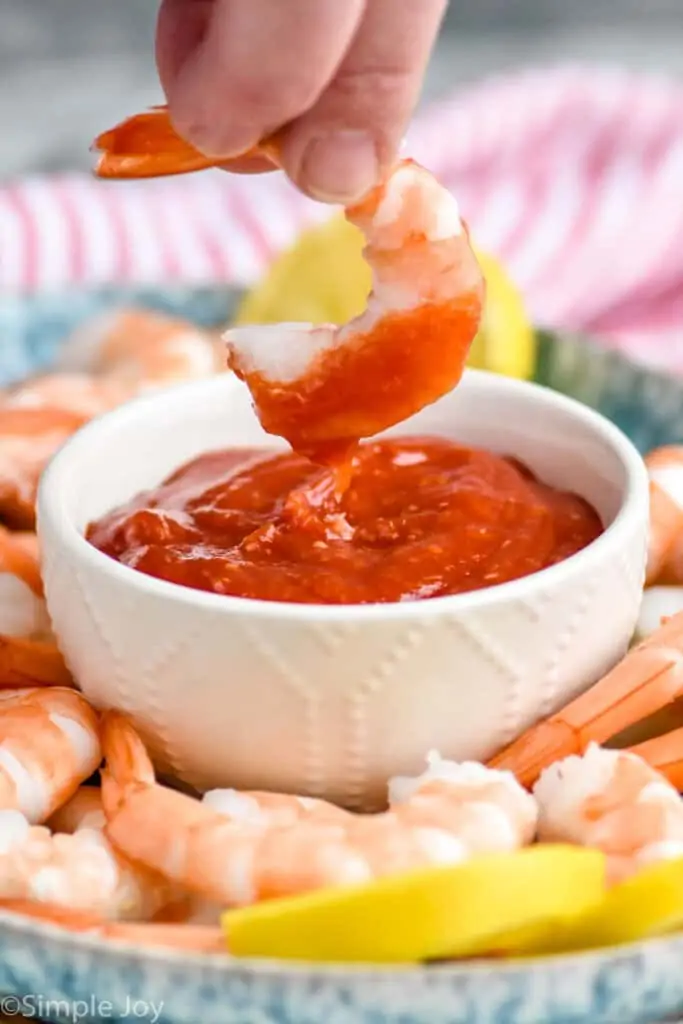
[
  {"left": 1, "top": 909, "right": 683, "bottom": 1024},
  {"left": 3, "top": 288, "right": 683, "bottom": 1024}
]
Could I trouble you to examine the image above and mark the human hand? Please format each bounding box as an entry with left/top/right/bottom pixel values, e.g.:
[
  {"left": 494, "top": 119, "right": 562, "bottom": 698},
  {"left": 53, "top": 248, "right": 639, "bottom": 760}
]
[{"left": 156, "top": 0, "right": 447, "bottom": 203}]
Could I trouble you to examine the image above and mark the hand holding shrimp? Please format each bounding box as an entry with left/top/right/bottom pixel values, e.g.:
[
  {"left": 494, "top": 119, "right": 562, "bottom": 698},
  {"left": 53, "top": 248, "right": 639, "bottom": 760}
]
[{"left": 94, "top": 110, "right": 484, "bottom": 461}]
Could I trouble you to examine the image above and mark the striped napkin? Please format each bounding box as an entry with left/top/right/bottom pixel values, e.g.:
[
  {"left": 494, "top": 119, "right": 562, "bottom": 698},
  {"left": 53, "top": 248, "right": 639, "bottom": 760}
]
[{"left": 2, "top": 65, "right": 683, "bottom": 370}]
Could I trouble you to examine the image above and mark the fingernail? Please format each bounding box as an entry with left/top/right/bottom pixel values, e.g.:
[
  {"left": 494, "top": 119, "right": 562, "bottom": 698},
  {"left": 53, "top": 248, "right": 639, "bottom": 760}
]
[{"left": 300, "top": 131, "right": 379, "bottom": 204}]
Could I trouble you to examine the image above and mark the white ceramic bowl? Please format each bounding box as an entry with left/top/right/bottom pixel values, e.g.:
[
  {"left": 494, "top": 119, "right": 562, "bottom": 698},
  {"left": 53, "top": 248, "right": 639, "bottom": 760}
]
[{"left": 38, "top": 370, "right": 649, "bottom": 809}]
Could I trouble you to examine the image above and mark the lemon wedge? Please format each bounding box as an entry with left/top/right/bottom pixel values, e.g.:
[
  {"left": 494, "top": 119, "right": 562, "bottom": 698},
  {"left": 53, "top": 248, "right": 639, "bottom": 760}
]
[
  {"left": 510, "top": 857, "right": 683, "bottom": 957},
  {"left": 468, "top": 250, "right": 536, "bottom": 380},
  {"left": 222, "top": 846, "right": 605, "bottom": 964},
  {"left": 233, "top": 213, "right": 536, "bottom": 380}
]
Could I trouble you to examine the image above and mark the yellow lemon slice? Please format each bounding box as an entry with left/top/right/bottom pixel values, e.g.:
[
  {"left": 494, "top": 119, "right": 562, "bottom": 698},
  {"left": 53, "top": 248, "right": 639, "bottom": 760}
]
[
  {"left": 222, "top": 846, "right": 605, "bottom": 964},
  {"left": 511, "top": 856, "right": 683, "bottom": 957},
  {"left": 468, "top": 250, "right": 536, "bottom": 380},
  {"left": 233, "top": 213, "right": 535, "bottom": 380}
]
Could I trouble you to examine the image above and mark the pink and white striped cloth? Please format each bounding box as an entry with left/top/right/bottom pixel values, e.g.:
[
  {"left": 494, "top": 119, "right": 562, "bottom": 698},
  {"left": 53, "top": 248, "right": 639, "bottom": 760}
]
[{"left": 2, "top": 66, "right": 683, "bottom": 369}]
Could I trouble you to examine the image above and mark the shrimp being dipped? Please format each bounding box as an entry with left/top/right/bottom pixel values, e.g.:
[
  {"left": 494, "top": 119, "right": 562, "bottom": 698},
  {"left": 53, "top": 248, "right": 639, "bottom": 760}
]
[
  {"left": 101, "top": 713, "right": 536, "bottom": 906},
  {"left": 534, "top": 744, "right": 683, "bottom": 884},
  {"left": 0, "top": 688, "right": 100, "bottom": 823},
  {"left": 93, "top": 107, "right": 485, "bottom": 461},
  {"left": 489, "top": 611, "right": 683, "bottom": 787},
  {"left": 0, "top": 527, "right": 49, "bottom": 640},
  {"left": 225, "top": 162, "right": 484, "bottom": 458}
]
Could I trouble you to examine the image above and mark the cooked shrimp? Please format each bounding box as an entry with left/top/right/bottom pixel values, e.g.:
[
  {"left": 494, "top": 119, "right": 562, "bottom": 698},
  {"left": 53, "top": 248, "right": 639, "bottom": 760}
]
[
  {"left": 0, "top": 527, "right": 49, "bottom": 640},
  {"left": 101, "top": 713, "right": 536, "bottom": 906},
  {"left": 58, "top": 308, "right": 219, "bottom": 392},
  {"left": 0, "top": 636, "right": 72, "bottom": 688},
  {"left": 0, "top": 899, "right": 225, "bottom": 951},
  {"left": 0, "top": 810, "right": 178, "bottom": 920},
  {"left": 46, "top": 786, "right": 105, "bottom": 834},
  {"left": 225, "top": 162, "right": 484, "bottom": 458},
  {"left": 5, "top": 372, "right": 130, "bottom": 420},
  {"left": 93, "top": 107, "right": 484, "bottom": 460},
  {"left": 489, "top": 611, "right": 683, "bottom": 787},
  {"left": 0, "top": 406, "right": 88, "bottom": 528},
  {"left": 0, "top": 688, "right": 100, "bottom": 823},
  {"left": 534, "top": 744, "right": 683, "bottom": 884},
  {"left": 627, "top": 727, "right": 683, "bottom": 791},
  {"left": 645, "top": 447, "right": 683, "bottom": 585},
  {"left": 44, "top": 787, "right": 188, "bottom": 921}
]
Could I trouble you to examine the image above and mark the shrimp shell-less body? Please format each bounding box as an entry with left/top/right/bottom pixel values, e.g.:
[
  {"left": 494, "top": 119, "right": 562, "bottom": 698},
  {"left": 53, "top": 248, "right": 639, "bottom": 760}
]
[
  {"left": 534, "top": 743, "right": 683, "bottom": 884},
  {"left": 5, "top": 373, "right": 130, "bottom": 420},
  {"left": 58, "top": 309, "right": 219, "bottom": 392},
  {"left": 45, "top": 787, "right": 187, "bottom": 921},
  {"left": 0, "top": 636, "right": 72, "bottom": 689},
  {"left": 489, "top": 611, "right": 683, "bottom": 786},
  {"left": 101, "top": 713, "right": 537, "bottom": 906},
  {"left": 645, "top": 447, "right": 683, "bottom": 585},
  {"left": 0, "top": 810, "right": 173, "bottom": 921},
  {"left": 46, "top": 786, "right": 106, "bottom": 834},
  {"left": 0, "top": 688, "right": 100, "bottom": 823},
  {"left": 0, "top": 528, "right": 49, "bottom": 640},
  {"left": 0, "top": 407, "right": 88, "bottom": 529},
  {"left": 225, "top": 160, "right": 484, "bottom": 456}
]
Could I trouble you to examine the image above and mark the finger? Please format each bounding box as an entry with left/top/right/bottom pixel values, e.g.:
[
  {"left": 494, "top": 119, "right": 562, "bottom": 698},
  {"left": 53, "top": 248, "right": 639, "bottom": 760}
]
[
  {"left": 156, "top": 0, "right": 213, "bottom": 87},
  {"left": 217, "top": 155, "right": 277, "bottom": 175},
  {"left": 157, "top": 0, "right": 366, "bottom": 158},
  {"left": 277, "top": 0, "right": 448, "bottom": 203}
]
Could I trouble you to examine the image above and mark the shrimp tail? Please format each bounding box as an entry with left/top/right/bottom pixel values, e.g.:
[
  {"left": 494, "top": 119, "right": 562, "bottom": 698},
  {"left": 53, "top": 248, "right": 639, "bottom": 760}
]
[
  {"left": 629, "top": 727, "right": 683, "bottom": 790},
  {"left": 0, "top": 636, "right": 73, "bottom": 688},
  {"left": 100, "top": 710, "right": 156, "bottom": 811},
  {"left": 489, "top": 611, "right": 683, "bottom": 786},
  {"left": 93, "top": 105, "right": 278, "bottom": 179}
]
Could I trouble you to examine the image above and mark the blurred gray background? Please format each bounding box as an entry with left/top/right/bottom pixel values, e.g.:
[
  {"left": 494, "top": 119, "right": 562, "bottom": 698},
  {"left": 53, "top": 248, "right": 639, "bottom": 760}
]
[{"left": 1, "top": 0, "right": 683, "bottom": 178}]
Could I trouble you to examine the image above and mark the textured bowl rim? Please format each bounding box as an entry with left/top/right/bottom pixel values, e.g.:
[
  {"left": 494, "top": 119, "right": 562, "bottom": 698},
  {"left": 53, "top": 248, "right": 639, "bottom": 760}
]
[{"left": 38, "top": 368, "right": 649, "bottom": 622}]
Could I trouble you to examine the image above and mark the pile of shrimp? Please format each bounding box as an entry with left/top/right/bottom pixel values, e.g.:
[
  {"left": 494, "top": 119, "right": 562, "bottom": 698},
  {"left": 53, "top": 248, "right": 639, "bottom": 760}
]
[
  {"left": 0, "top": 310, "right": 223, "bottom": 530},
  {"left": 1, "top": 607, "right": 683, "bottom": 956}
]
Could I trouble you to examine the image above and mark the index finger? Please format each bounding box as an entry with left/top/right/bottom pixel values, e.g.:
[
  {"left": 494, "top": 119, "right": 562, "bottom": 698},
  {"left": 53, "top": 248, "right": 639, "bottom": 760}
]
[{"left": 158, "top": 0, "right": 366, "bottom": 158}]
